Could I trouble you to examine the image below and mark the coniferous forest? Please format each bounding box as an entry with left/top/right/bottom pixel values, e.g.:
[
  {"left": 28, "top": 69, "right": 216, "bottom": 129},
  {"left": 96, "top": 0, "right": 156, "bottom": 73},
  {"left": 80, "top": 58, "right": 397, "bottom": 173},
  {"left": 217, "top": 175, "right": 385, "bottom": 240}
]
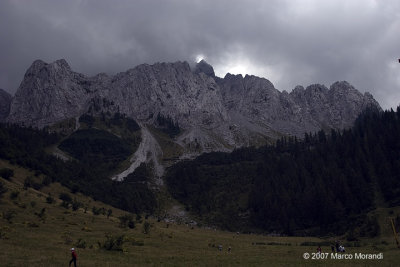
[
  {"left": 0, "top": 121, "right": 156, "bottom": 215},
  {"left": 166, "top": 107, "right": 400, "bottom": 236},
  {"left": 2, "top": 107, "right": 400, "bottom": 237}
]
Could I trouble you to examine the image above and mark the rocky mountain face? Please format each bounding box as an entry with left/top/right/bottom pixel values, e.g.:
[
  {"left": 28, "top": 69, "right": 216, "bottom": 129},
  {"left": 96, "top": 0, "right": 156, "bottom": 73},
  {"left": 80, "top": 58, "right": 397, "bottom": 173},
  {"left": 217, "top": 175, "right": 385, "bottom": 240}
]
[
  {"left": 219, "top": 75, "right": 380, "bottom": 137},
  {"left": 8, "top": 59, "right": 95, "bottom": 127},
  {"left": 7, "top": 59, "right": 381, "bottom": 155},
  {"left": 0, "top": 88, "right": 12, "bottom": 122}
]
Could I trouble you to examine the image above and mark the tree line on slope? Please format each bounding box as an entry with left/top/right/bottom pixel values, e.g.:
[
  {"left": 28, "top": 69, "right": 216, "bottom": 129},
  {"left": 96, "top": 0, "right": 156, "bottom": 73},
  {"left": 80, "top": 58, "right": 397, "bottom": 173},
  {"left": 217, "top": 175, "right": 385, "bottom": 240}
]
[
  {"left": 166, "top": 107, "right": 399, "bottom": 236},
  {"left": 0, "top": 121, "right": 156, "bottom": 215}
]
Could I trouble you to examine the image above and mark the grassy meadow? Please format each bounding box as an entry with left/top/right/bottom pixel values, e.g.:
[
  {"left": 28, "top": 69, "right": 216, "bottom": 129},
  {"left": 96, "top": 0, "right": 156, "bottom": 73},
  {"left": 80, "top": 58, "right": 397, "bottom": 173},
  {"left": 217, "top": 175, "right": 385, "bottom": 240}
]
[{"left": 1, "top": 160, "right": 400, "bottom": 266}]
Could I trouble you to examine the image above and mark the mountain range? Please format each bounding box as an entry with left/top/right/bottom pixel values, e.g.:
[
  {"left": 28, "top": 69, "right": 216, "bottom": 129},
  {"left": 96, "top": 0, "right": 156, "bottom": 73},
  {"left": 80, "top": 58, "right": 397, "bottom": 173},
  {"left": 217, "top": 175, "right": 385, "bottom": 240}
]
[
  {"left": 5, "top": 59, "right": 380, "bottom": 146},
  {"left": 1, "top": 59, "right": 381, "bottom": 180}
]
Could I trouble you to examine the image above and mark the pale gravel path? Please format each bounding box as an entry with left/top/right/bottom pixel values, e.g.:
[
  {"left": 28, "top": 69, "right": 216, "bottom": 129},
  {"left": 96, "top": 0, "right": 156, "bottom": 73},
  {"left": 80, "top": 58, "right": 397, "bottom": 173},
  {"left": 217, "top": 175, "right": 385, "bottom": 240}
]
[{"left": 112, "top": 127, "right": 164, "bottom": 183}]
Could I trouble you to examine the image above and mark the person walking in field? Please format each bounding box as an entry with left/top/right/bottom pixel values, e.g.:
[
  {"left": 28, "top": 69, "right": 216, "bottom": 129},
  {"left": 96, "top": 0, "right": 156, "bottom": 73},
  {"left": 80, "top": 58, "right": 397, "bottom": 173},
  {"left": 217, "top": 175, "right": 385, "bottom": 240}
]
[{"left": 69, "top": 248, "right": 77, "bottom": 267}]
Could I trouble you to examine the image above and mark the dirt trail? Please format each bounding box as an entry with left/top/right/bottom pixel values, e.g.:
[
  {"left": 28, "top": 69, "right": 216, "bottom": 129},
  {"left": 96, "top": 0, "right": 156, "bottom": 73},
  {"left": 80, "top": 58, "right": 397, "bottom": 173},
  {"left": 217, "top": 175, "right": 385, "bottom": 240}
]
[
  {"left": 52, "top": 146, "right": 70, "bottom": 161},
  {"left": 75, "top": 116, "right": 80, "bottom": 131}
]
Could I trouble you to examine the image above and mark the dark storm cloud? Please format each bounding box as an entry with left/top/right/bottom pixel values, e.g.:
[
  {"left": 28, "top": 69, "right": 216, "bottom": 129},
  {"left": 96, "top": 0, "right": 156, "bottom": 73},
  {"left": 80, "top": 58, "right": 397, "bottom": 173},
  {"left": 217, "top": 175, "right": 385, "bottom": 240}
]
[{"left": 0, "top": 0, "right": 399, "bottom": 108}]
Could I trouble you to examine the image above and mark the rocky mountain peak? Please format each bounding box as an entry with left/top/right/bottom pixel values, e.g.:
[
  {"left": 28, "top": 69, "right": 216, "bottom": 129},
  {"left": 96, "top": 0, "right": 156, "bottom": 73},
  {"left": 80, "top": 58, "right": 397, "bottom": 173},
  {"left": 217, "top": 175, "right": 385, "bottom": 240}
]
[
  {"left": 291, "top": 85, "right": 305, "bottom": 95},
  {"left": 194, "top": 60, "right": 215, "bottom": 77},
  {"left": 330, "top": 81, "right": 357, "bottom": 94},
  {"left": 25, "top": 58, "right": 72, "bottom": 79},
  {"left": 224, "top": 73, "right": 243, "bottom": 79},
  {"left": 25, "top": 59, "right": 46, "bottom": 76},
  {"left": 52, "top": 58, "right": 71, "bottom": 71},
  {"left": 8, "top": 59, "right": 89, "bottom": 127},
  {"left": 305, "top": 84, "right": 329, "bottom": 94}
]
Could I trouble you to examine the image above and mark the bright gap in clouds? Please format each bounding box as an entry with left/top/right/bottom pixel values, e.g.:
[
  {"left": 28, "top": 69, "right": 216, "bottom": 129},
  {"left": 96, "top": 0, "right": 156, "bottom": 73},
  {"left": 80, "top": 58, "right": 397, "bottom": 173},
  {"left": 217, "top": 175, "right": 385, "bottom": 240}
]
[
  {"left": 196, "top": 54, "right": 205, "bottom": 63},
  {"left": 214, "top": 57, "right": 283, "bottom": 89}
]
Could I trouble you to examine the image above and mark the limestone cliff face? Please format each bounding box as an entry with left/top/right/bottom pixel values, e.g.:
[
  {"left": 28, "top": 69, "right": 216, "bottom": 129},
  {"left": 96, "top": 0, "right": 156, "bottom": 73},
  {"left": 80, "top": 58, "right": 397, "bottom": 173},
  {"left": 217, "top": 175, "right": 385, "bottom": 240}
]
[
  {"left": 7, "top": 59, "right": 381, "bottom": 152},
  {"left": 0, "top": 88, "right": 11, "bottom": 122},
  {"left": 218, "top": 74, "right": 380, "bottom": 139},
  {"left": 7, "top": 59, "right": 93, "bottom": 127}
]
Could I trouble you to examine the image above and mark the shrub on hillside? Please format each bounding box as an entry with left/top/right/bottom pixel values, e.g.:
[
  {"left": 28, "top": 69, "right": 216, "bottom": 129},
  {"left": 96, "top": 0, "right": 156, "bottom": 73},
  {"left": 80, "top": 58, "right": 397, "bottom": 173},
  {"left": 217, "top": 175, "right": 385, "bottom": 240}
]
[
  {"left": 23, "top": 176, "right": 42, "bottom": 190},
  {"left": 75, "top": 238, "right": 87, "bottom": 248},
  {"left": 143, "top": 221, "right": 151, "bottom": 234},
  {"left": 71, "top": 184, "right": 79, "bottom": 194},
  {"left": 27, "top": 221, "right": 39, "bottom": 228},
  {"left": 46, "top": 194, "right": 55, "bottom": 204},
  {"left": 60, "top": 193, "right": 72, "bottom": 209},
  {"left": 0, "top": 168, "right": 14, "bottom": 180},
  {"left": 125, "top": 236, "right": 144, "bottom": 246},
  {"left": 41, "top": 176, "right": 52, "bottom": 186},
  {"left": 98, "top": 234, "right": 126, "bottom": 251},
  {"left": 0, "top": 181, "right": 7, "bottom": 198},
  {"left": 118, "top": 214, "right": 135, "bottom": 229},
  {"left": 9, "top": 190, "right": 19, "bottom": 200},
  {"left": 34, "top": 208, "right": 46, "bottom": 222},
  {"left": 23, "top": 176, "right": 34, "bottom": 189},
  {"left": 0, "top": 226, "right": 11, "bottom": 239},
  {"left": 91, "top": 206, "right": 106, "bottom": 215},
  {"left": 2, "top": 209, "right": 16, "bottom": 224},
  {"left": 71, "top": 199, "right": 83, "bottom": 211},
  {"left": 59, "top": 193, "right": 72, "bottom": 202}
]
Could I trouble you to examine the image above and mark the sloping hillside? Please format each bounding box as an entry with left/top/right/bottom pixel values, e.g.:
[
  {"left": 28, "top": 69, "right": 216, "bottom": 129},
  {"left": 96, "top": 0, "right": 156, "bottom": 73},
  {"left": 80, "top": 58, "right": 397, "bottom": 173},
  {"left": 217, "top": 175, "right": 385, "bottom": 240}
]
[
  {"left": 0, "top": 118, "right": 156, "bottom": 215},
  {"left": 166, "top": 108, "right": 400, "bottom": 236},
  {"left": 1, "top": 160, "right": 400, "bottom": 266}
]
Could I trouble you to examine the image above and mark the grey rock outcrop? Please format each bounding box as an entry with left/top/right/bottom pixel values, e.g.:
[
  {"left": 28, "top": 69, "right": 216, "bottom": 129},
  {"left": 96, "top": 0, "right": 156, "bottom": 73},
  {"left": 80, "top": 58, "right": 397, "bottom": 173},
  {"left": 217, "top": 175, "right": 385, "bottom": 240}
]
[
  {"left": 194, "top": 60, "right": 215, "bottom": 77},
  {"left": 7, "top": 59, "right": 381, "bottom": 153},
  {"left": 0, "top": 88, "right": 12, "bottom": 122},
  {"left": 8, "top": 59, "right": 94, "bottom": 127}
]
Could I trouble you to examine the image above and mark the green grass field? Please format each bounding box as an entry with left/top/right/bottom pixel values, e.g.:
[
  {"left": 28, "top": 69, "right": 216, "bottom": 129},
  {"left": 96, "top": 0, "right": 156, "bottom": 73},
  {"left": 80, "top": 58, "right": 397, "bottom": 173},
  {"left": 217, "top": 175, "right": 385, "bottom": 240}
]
[{"left": 1, "top": 160, "right": 399, "bottom": 266}]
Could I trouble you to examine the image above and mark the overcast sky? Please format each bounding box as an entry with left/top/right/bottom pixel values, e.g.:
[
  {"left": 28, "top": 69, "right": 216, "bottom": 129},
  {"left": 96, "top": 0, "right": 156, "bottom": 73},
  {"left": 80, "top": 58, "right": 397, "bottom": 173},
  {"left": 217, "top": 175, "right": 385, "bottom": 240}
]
[{"left": 0, "top": 0, "right": 399, "bottom": 109}]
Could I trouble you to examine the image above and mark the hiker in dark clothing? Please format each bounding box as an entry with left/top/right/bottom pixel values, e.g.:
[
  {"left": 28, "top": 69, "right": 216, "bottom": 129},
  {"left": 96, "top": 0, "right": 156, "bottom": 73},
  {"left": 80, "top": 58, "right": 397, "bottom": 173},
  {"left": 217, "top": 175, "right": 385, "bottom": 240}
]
[{"left": 69, "top": 248, "right": 77, "bottom": 267}]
